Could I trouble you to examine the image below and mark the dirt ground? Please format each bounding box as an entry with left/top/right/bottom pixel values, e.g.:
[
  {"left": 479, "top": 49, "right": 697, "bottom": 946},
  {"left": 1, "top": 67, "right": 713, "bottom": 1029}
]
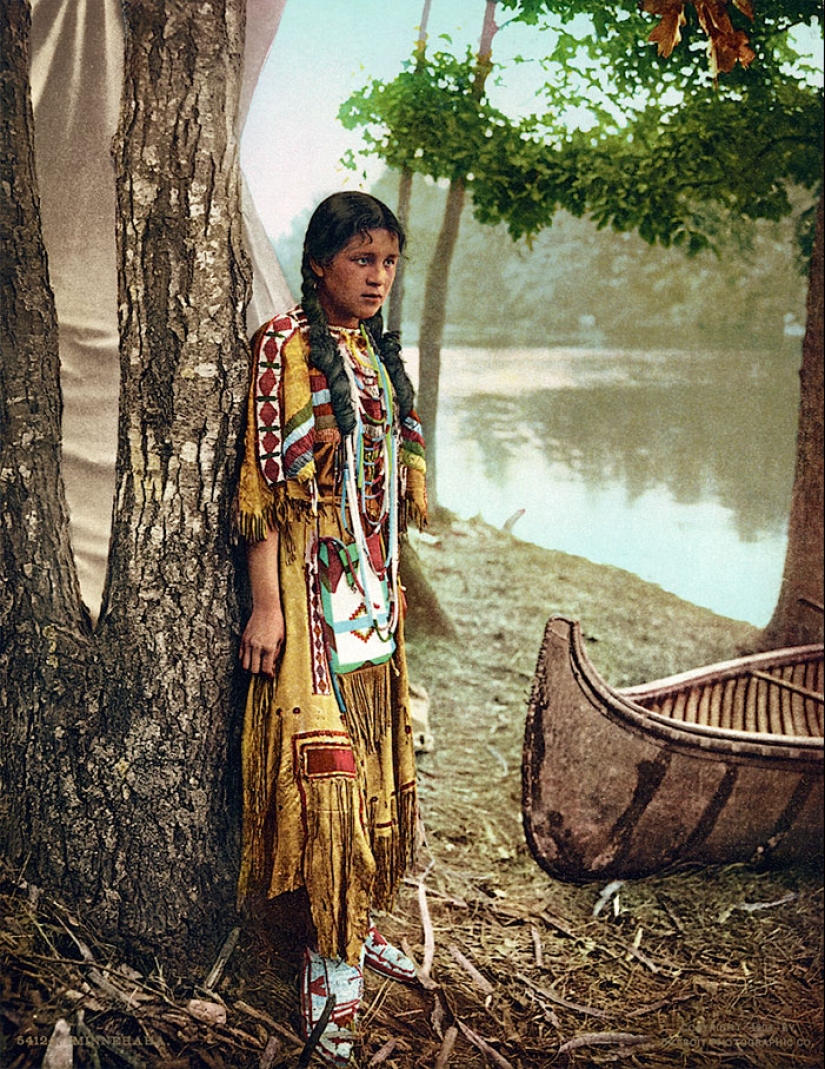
[{"left": 1, "top": 513, "right": 822, "bottom": 1068}]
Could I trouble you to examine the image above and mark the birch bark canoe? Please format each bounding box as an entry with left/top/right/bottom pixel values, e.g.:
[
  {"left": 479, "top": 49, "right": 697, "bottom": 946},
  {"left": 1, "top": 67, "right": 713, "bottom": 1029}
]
[{"left": 523, "top": 617, "right": 823, "bottom": 882}]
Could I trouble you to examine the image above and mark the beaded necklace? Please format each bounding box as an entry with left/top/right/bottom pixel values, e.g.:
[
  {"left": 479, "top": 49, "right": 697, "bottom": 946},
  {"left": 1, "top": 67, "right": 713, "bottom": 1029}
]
[{"left": 337, "top": 326, "right": 400, "bottom": 639}]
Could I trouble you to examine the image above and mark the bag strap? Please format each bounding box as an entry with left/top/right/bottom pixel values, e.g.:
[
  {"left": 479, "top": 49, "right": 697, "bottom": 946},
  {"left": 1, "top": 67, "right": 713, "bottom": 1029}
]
[{"left": 343, "top": 435, "right": 399, "bottom": 640}]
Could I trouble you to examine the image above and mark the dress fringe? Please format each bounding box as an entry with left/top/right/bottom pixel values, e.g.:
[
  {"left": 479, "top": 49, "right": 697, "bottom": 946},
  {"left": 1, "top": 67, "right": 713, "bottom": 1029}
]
[
  {"left": 237, "top": 676, "right": 278, "bottom": 904},
  {"left": 303, "top": 775, "right": 375, "bottom": 965},
  {"left": 369, "top": 786, "right": 417, "bottom": 912},
  {"left": 337, "top": 663, "right": 392, "bottom": 753},
  {"left": 235, "top": 491, "right": 340, "bottom": 561}
]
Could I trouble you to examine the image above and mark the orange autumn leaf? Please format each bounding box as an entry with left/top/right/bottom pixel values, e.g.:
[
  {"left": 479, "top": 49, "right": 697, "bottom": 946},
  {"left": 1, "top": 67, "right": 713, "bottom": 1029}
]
[
  {"left": 642, "top": 0, "right": 687, "bottom": 58},
  {"left": 695, "top": 0, "right": 756, "bottom": 74},
  {"left": 643, "top": 0, "right": 756, "bottom": 73}
]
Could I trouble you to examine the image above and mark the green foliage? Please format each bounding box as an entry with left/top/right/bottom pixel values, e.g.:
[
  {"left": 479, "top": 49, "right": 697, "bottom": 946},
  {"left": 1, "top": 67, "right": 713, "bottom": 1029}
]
[
  {"left": 474, "top": 79, "right": 824, "bottom": 246},
  {"left": 358, "top": 171, "right": 809, "bottom": 351},
  {"left": 339, "top": 0, "right": 823, "bottom": 250},
  {"left": 501, "top": 0, "right": 823, "bottom": 91},
  {"left": 339, "top": 49, "right": 518, "bottom": 184}
]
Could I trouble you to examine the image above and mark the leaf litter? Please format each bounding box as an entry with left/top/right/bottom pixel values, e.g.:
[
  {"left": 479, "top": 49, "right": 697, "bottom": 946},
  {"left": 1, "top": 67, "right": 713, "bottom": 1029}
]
[{"left": 1, "top": 513, "right": 822, "bottom": 1067}]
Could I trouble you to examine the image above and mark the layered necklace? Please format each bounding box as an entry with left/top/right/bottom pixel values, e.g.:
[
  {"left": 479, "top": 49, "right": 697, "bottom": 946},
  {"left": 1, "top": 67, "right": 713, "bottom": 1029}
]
[{"left": 336, "top": 326, "right": 400, "bottom": 639}]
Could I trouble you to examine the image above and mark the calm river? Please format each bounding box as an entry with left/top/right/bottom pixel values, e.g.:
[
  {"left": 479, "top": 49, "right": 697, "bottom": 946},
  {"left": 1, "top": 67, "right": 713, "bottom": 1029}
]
[{"left": 404, "top": 344, "right": 800, "bottom": 627}]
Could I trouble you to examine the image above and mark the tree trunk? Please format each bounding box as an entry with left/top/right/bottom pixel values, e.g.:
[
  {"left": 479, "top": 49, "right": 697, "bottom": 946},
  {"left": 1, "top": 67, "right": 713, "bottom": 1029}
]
[
  {"left": 400, "top": 542, "right": 457, "bottom": 640},
  {"left": 760, "top": 187, "right": 824, "bottom": 650},
  {"left": 387, "top": 167, "right": 413, "bottom": 335},
  {"left": 0, "top": 0, "right": 92, "bottom": 865},
  {"left": 416, "top": 1, "right": 498, "bottom": 505},
  {"left": 417, "top": 179, "right": 467, "bottom": 506},
  {"left": 387, "top": 0, "right": 431, "bottom": 336},
  {"left": 0, "top": 0, "right": 251, "bottom": 969}
]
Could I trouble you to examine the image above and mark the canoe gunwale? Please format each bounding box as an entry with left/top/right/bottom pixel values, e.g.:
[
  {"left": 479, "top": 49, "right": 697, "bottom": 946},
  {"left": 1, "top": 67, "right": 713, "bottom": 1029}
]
[
  {"left": 522, "top": 617, "right": 824, "bottom": 881},
  {"left": 561, "top": 618, "right": 823, "bottom": 763},
  {"left": 622, "top": 642, "right": 823, "bottom": 700}
]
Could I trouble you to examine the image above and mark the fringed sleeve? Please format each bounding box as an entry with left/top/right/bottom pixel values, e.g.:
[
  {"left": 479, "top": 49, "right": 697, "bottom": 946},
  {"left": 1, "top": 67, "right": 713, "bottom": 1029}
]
[
  {"left": 235, "top": 310, "right": 324, "bottom": 560},
  {"left": 399, "top": 409, "right": 427, "bottom": 531},
  {"left": 235, "top": 323, "right": 279, "bottom": 544},
  {"left": 234, "top": 311, "right": 323, "bottom": 556}
]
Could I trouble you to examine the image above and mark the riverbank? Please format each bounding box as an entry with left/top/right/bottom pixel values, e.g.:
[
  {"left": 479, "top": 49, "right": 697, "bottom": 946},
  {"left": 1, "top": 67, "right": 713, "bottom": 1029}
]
[
  {"left": 372, "top": 512, "right": 822, "bottom": 1068},
  {"left": 403, "top": 509, "right": 762, "bottom": 899},
  {"left": 1, "top": 516, "right": 820, "bottom": 1068}
]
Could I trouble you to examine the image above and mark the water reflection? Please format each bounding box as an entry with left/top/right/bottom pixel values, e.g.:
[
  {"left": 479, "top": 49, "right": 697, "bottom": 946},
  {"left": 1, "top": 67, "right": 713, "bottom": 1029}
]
[{"left": 427, "top": 346, "right": 800, "bottom": 624}]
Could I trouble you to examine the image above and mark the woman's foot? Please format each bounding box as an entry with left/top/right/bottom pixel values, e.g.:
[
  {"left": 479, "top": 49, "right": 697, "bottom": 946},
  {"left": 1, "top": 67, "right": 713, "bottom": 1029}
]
[
  {"left": 299, "top": 947, "right": 363, "bottom": 1066},
  {"left": 363, "top": 923, "right": 418, "bottom": 982}
]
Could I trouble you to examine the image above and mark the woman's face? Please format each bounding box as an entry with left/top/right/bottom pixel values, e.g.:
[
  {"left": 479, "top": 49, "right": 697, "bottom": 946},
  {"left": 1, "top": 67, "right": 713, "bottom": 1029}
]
[{"left": 312, "top": 228, "right": 400, "bottom": 328}]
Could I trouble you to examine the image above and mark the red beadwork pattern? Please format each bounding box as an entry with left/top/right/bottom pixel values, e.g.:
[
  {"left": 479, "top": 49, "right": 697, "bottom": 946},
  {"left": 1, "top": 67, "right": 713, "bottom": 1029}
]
[{"left": 306, "top": 551, "right": 332, "bottom": 695}]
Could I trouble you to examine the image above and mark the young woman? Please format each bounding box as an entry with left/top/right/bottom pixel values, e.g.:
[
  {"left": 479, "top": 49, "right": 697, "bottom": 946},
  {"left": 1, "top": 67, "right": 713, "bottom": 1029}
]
[{"left": 235, "top": 192, "right": 427, "bottom": 1065}]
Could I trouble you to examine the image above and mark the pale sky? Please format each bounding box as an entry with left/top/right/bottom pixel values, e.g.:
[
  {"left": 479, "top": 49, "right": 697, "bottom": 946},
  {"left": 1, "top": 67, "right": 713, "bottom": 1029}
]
[
  {"left": 241, "top": 2, "right": 823, "bottom": 242},
  {"left": 240, "top": 0, "right": 548, "bottom": 240}
]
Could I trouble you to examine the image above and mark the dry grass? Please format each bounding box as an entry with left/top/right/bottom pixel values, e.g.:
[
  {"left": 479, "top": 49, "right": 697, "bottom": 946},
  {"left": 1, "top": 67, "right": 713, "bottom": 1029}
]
[{"left": 1, "top": 514, "right": 822, "bottom": 1068}]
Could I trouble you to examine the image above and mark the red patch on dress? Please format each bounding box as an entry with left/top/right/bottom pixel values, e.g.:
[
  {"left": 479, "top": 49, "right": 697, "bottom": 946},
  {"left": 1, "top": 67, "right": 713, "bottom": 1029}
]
[{"left": 304, "top": 746, "right": 357, "bottom": 778}]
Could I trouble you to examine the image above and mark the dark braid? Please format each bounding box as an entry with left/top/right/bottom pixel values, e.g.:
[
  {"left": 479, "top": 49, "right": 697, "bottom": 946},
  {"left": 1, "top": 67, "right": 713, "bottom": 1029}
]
[
  {"left": 364, "top": 311, "right": 415, "bottom": 421},
  {"left": 300, "top": 192, "right": 416, "bottom": 433},
  {"left": 300, "top": 264, "right": 357, "bottom": 435}
]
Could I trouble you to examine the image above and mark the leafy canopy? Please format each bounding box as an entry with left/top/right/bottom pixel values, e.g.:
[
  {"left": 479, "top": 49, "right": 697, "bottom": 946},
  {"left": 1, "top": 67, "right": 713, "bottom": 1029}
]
[{"left": 340, "top": 1, "right": 823, "bottom": 249}]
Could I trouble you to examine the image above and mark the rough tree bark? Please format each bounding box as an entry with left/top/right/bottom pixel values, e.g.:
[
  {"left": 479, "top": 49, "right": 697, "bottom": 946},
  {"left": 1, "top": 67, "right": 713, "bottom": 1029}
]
[
  {"left": 0, "top": 0, "right": 251, "bottom": 968},
  {"left": 0, "top": 0, "right": 88, "bottom": 870},
  {"left": 760, "top": 187, "right": 824, "bottom": 650}
]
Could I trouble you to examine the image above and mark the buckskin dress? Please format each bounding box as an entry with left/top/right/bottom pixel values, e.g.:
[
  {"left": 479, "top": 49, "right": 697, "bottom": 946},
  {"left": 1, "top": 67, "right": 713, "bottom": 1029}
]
[{"left": 235, "top": 307, "right": 427, "bottom": 965}]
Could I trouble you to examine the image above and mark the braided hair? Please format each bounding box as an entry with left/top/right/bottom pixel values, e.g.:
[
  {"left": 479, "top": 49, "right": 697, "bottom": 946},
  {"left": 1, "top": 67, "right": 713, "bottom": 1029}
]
[{"left": 300, "top": 192, "right": 415, "bottom": 435}]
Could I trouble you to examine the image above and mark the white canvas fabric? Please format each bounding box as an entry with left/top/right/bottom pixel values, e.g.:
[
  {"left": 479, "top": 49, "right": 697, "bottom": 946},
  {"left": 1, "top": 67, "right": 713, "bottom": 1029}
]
[{"left": 30, "top": 0, "right": 291, "bottom": 619}]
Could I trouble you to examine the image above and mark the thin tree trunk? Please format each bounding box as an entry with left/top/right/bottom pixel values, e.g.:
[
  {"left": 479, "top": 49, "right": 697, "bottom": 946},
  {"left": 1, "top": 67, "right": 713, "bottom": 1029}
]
[
  {"left": 388, "top": 167, "right": 413, "bottom": 334},
  {"left": 0, "top": 0, "right": 92, "bottom": 873},
  {"left": 416, "top": 1, "right": 498, "bottom": 507},
  {"left": 760, "top": 187, "right": 824, "bottom": 649},
  {"left": 388, "top": 0, "right": 432, "bottom": 335},
  {"left": 0, "top": 0, "right": 251, "bottom": 969},
  {"left": 417, "top": 179, "right": 466, "bottom": 505}
]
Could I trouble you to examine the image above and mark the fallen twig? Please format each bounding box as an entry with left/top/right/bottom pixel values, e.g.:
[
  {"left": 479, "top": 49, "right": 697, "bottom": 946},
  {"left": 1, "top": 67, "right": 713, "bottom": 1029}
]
[
  {"left": 402, "top": 877, "right": 468, "bottom": 909},
  {"left": 558, "top": 1031, "right": 651, "bottom": 1055},
  {"left": 593, "top": 880, "right": 624, "bottom": 918},
  {"left": 204, "top": 926, "right": 240, "bottom": 991},
  {"left": 449, "top": 944, "right": 494, "bottom": 997},
  {"left": 736, "top": 892, "right": 798, "bottom": 913},
  {"left": 234, "top": 1000, "right": 298, "bottom": 1045},
  {"left": 516, "top": 973, "right": 608, "bottom": 1019},
  {"left": 456, "top": 1018, "right": 514, "bottom": 1069},
  {"left": 530, "top": 925, "right": 544, "bottom": 969},
  {"left": 626, "top": 993, "right": 695, "bottom": 1018},
  {"left": 617, "top": 937, "right": 661, "bottom": 974},
  {"left": 260, "top": 1035, "right": 281, "bottom": 1069},
  {"left": 524, "top": 988, "right": 560, "bottom": 1029},
  {"left": 367, "top": 1036, "right": 398, "bottom": 1065},
  {"left": 418, "top": 880, "right": 435, "bottom": 983},
  {"left": 539, "top": 910, "right": 578, "bottom": 940},
  {"left": 434, "top": 1024, "right": 458, "bottom": 1068}
]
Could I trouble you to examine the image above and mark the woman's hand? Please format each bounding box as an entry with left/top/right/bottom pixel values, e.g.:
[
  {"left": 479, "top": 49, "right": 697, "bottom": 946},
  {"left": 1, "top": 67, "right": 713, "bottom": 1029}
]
[
  {"left": 240, "top": 606, "right": 285, "bottom": 678},
  {"left": 241, "top": 524, "right": 284, "bottom": 678}
]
